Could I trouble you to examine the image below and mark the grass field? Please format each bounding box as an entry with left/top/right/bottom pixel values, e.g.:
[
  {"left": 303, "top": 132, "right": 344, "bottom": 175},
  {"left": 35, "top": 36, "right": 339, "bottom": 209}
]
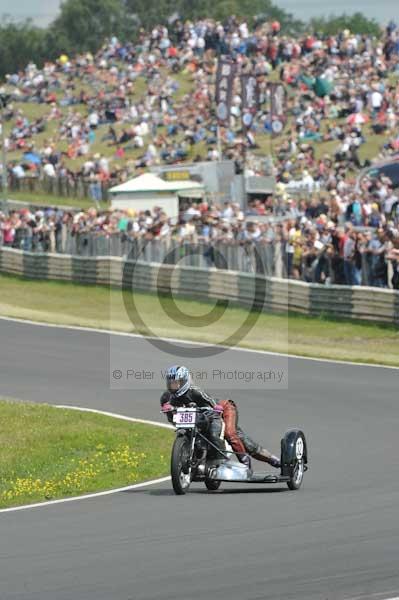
[
  {"left": 0, "top": 273, "right": 398, "bottom": 366},
  {"left": 0, "top": 398, "right": 173, "bottom": 509}
]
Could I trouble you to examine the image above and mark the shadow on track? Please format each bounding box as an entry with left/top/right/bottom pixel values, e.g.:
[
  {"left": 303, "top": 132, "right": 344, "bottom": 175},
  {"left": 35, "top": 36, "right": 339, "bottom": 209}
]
[{"left": 123, "top": 486, "right": 289, "bottom": 496}]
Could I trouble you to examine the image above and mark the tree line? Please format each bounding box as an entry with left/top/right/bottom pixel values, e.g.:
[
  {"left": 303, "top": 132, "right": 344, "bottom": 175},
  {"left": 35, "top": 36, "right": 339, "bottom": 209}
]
[{"left": 0, "top": 0, "right": 383, "bottom": 77}]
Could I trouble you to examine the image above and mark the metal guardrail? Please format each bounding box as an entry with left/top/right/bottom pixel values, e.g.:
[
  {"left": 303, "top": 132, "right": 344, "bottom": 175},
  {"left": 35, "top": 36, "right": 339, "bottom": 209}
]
[{"left": 0, "top": 247, "right": 398, "bottom": 325}]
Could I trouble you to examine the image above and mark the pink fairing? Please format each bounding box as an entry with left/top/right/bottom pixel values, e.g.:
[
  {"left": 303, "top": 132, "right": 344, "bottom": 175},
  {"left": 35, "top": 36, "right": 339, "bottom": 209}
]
[
  {"left": 213, "top": 405, "right": 224, "bottom": 413},
  {"left": 161, "top": 403, "right": 173, "bottom": 413}
]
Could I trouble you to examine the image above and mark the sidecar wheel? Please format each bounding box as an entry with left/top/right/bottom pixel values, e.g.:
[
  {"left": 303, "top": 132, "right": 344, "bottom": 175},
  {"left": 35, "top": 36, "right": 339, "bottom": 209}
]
[{"left": 287, "top": 459, "right": 304, "bottom": 490}]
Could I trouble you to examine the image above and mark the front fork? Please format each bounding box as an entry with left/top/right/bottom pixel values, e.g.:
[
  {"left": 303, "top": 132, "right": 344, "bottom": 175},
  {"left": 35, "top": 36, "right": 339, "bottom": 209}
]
[
  {"left": 188, "top": 432, "right": 199, "bottom": 476},
  {"left": 180, "top": 431, "right": 197, "bottom": 477},
  {"left": 188, "top": 433, "right": 208, "bottom": 480}
]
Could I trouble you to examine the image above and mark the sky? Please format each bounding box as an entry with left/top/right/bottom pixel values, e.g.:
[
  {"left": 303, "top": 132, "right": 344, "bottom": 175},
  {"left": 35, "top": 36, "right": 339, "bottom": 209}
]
[
  {"left": 0, "top": 0, "right": 62, "bottom": 26},
  {"left": 0, "top": 0, "right": 397, "bottom": 26}
]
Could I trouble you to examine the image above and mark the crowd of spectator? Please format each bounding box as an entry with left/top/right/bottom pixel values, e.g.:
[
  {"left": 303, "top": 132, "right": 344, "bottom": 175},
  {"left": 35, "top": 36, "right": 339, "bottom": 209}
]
[
  {"left": 1, "top": 199, "right": 399, "bottom": 288},
  {"left": 1, "top": 16, "right": 399, "bottom": 287},
  {"left": 1, "top": 16, "right": 399, "bottom": 192}
]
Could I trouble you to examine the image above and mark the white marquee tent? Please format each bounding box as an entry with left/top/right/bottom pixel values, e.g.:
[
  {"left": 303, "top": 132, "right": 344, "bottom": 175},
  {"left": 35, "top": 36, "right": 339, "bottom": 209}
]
[{"left": 109, "top": 173, "right": 204, "bottom": 217}]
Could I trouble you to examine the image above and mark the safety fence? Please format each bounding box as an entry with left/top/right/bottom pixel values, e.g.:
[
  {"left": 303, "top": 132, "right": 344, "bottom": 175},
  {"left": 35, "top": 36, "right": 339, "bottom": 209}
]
[
  {"left": 1, "top": 229, "right": 397, "bottom": 288},
  {"left": 0, "top": 231, "right": 278, "bottom": 275},
  {"left": 1, "top": 247, "right": 398, "bottom": 325}
]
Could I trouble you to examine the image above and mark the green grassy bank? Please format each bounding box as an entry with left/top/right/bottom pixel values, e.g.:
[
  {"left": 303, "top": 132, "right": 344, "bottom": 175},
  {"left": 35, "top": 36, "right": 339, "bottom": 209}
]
[
  {"left": 0, "top": 273, "right": 398, "bottom": 366},
  {"left": 0, "top": 399, "right": 173, "bottom": 509}
]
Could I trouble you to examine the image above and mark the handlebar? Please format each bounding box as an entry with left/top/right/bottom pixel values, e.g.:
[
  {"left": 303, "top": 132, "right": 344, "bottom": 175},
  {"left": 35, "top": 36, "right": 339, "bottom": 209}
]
[{"left": 160, "top": 405, "right": 220, "bottom": 414}]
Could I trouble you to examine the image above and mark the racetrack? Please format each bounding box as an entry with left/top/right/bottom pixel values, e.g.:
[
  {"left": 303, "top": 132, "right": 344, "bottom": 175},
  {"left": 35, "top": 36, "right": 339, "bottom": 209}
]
[{"left": 1, "top": 318, "right": 398, "bottom": 600}]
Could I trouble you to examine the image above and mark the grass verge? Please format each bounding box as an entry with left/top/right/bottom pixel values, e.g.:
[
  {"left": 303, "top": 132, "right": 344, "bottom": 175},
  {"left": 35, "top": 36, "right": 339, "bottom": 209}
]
[
  {"left": 0, "top": 273, "right": 398, "bottom": 366},
  {"left": 0, "top": 398, "right": 173, "bottom": 509}
]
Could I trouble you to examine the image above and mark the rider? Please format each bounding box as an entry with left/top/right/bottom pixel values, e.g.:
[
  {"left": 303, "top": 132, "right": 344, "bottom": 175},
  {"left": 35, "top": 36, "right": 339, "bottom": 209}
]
[
  {"left": 160, "top": 365, "right": 281, "bottom": 469},
  {"left": 161, "top": 365, "right": 225, "bottom": 456}
]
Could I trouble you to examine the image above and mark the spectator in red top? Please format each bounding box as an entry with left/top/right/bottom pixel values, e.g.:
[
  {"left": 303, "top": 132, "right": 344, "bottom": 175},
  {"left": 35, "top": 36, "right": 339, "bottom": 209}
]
[{"left": 271, "top": 21, "right": 280, "bottom": 36}]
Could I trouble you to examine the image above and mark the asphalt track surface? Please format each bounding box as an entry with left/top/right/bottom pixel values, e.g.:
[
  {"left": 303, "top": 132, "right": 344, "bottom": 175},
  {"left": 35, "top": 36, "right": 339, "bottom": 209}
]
[{"left": 1, "top": 319, "right": 399, "bottom": 600}]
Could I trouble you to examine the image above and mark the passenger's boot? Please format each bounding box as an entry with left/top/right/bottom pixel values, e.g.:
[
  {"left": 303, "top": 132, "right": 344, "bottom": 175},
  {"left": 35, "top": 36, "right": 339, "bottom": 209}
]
[
  {"left": 252, "top": 448, "right": 281, "bottom": 469},
  {"left": 239, "top": 454, "right": 252, "bottom": 470}
]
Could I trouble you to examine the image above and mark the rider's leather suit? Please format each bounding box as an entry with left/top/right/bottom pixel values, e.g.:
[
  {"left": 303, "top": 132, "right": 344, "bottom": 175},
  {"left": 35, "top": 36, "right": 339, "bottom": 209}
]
[{"left": 161, "top": 387, "right": 224, "bottom": 454}]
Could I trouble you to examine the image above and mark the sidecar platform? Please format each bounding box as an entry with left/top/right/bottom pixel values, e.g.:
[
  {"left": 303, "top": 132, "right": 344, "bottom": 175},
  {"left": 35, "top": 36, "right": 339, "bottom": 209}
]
[
  {"left": 207, "top": 461, "right": 290, "bottom": 484},
  {"left": 246, "top": 473, "right": 290, "bottom": 484}
]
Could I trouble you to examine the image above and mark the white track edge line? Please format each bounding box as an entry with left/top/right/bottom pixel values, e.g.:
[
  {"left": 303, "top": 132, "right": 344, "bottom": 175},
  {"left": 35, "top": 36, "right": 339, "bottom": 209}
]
[
  {"left": 349, "top": 592, "right": 399, "bottom": 600},
  {"left": 0, "top": 314, "right": 398, "bottom": 370},
  {"left": 0, "top": 404, "right": 172, "bottom": 515},
  {"left": 56, "top": 405, "right": 173, "bottom": 430}
]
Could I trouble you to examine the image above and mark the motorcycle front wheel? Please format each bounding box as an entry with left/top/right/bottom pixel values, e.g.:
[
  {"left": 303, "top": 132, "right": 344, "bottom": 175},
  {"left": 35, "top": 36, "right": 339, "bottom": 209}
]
[{"left": 171, "top": 436, "right": 192, "bottom": 495}]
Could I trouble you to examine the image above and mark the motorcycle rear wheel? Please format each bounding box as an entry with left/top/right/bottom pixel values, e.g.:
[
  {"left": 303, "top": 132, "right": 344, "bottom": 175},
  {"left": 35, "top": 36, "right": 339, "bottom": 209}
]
[
  {"left": 205, "top": 478, "right": 221, "bottom": 491},
  {"left": 171, "top": 436, "right": 192, "bottom": 495}
]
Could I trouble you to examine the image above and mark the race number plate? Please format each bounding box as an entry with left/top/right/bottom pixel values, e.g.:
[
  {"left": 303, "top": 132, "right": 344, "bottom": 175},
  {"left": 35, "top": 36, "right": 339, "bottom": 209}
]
[{"left": 174, "top": 409, "right": 197, "bottom": 428}]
